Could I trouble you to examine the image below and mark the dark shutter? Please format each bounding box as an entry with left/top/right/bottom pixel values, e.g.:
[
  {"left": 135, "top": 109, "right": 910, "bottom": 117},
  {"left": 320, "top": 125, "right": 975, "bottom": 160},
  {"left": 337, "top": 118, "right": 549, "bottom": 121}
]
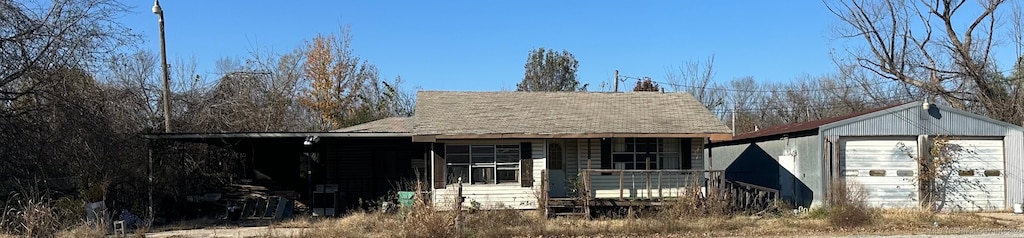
[
  {"left": 432, "top": 143, "right": 446, "bottom": 189},
  {"left": 681, "top": 139, "right": 693, "bottom": 169},
  {"left": 600, "top": 138, "right": 612, "bottom": 169},
  {"left": 520, "top": 142, "right": 533, "bottom": 187}
]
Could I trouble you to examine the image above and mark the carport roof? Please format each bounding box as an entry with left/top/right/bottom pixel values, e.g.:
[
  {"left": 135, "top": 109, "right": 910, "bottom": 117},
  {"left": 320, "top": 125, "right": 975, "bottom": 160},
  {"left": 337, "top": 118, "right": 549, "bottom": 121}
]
[{"left": 141, "top": 131, "right": 411, "bottom": 141}]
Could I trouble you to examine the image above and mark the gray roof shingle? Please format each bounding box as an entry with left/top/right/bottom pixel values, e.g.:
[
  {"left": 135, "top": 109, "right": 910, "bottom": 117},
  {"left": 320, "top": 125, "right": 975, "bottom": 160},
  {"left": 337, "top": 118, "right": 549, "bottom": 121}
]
[
  {"left": 413, "top": 91, "right": 731, "bottom": 136},
  {"left": 332, "top": 117, "right": 413, "bottom": 133}
]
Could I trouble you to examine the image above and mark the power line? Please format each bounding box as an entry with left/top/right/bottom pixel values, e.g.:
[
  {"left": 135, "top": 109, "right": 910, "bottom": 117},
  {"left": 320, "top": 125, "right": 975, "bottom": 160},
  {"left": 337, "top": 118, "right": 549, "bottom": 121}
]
[
  {"left": 614, "top": 72, "right": 909, "bottom": 94},
  {"left": 652, "top": 79, "right": 904, "bottom": 94},
  {"left": 705, "top": 94, "right": 922, "bottom": 113}
]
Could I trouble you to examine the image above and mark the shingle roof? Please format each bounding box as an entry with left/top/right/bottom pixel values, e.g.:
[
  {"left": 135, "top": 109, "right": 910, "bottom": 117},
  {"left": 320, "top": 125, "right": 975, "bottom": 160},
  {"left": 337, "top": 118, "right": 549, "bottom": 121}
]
[
  {"left": 332, "top": 117, "right": 413, "bottom": 133},
  {"left": 413, "top": 91, "right": 731, "bottom": 136}
]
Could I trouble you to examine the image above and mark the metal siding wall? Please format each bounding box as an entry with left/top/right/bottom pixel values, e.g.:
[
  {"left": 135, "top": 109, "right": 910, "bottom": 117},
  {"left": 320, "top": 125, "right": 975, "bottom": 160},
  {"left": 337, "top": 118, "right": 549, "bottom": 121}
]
[
  {"left": 708, "top": 139, "right": 787, "bottom": 170},
  {"left": 708, "top": 144, "right": 744, "bottom": 171},
  {"left": 1006, "top": 131, "right": 1024, "bottom": 207},
  {"left": 823, "top": 107, "right": 923, "bottom": 136},
  {"left": 791, "top": 136, "right": 823, "bottom": 207}
]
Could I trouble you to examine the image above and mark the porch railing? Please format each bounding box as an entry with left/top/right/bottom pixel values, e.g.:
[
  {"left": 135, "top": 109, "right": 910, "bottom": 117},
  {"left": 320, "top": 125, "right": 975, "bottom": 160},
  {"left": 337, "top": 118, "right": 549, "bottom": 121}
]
[{"left": 580, "top": 169, "right": 725, "bottom": 200}]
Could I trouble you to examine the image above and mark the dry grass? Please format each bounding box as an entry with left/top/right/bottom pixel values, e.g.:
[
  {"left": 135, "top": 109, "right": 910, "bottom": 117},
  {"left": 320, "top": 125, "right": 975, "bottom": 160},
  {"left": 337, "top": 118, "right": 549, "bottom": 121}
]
[
  {"left": 240, "top": 207, "right": 1011, "bottom": 238},
  {"left": 3, "top": 181, "right": 1014, "bottom": 238}
]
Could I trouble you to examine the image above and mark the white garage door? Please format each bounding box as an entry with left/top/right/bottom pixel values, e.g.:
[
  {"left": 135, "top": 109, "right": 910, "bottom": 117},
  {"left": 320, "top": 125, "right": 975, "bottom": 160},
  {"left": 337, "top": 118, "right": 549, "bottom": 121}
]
[
  {"left": 942, "top": 139, "right": 1005, "bottom": 211},
  {"left": 841, "top": 138, "right": 919, "bottom": 209}
]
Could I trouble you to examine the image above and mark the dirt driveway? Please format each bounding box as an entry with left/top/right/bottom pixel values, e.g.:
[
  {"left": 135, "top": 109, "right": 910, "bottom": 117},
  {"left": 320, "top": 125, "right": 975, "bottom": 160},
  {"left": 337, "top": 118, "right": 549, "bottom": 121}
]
[{"left": 146, "top": 226, "right": 304, "bottom": 238}]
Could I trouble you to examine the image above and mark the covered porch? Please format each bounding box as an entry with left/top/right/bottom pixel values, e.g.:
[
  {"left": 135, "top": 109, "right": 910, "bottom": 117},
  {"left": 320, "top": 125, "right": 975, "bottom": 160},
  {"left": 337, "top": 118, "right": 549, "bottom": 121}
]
[{"left": 541, "top": 137, "right": 714, "bottom": 200}]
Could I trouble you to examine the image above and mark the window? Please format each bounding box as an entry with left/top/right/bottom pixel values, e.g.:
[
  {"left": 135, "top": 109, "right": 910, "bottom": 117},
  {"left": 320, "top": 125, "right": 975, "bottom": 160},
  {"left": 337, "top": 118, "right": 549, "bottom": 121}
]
[
  {"left": 612, "top": 138, "right": 677, "bottom": 170},
  {"left": 548, "top": 144, "right": 563, "bottom": 170},
  {"left": 446, "top": 144, "right": 520, "bottom": 184}
]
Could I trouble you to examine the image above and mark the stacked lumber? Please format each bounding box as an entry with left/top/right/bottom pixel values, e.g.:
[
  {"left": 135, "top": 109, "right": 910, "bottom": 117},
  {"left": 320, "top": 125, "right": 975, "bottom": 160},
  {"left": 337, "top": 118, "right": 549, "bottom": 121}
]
[{"left": 221, "top": 184, "right": 269, "bottom": 202}]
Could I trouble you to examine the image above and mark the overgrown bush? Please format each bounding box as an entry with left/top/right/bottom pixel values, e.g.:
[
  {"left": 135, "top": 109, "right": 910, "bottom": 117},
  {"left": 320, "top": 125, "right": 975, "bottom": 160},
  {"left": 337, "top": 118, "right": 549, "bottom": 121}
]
[
  {"left": 0, "top": 193, "right": 100, "bottom": 238},
  {"left": 659, "top": 175, "right": 757, "bottom": 219},
  {"left": 822, "top": 180, "right": 875, "bottom": 228}
]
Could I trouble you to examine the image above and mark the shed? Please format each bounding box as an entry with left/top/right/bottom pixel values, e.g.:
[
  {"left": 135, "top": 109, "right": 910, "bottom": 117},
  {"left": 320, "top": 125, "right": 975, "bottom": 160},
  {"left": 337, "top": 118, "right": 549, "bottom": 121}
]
[{"left": 707, "top": 101, "right": 1024, "bottom": 211}]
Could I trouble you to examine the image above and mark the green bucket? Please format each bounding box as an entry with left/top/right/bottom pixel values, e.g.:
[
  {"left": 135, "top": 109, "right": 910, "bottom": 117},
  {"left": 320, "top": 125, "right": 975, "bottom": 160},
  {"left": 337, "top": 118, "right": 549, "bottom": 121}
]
[{"left": 397, "top": 191, "right": 416, "bottom": 207}]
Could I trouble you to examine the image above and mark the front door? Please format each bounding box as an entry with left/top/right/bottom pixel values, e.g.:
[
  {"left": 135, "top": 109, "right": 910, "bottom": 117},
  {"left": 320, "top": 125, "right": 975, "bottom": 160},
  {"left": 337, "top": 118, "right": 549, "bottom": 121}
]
[{"left": 547, "top": 142, "right": 568, "bottom": 197}]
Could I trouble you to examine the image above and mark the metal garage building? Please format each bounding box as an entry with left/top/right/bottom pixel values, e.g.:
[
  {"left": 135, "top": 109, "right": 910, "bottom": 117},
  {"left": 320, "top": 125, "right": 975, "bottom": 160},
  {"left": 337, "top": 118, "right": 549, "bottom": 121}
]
[{"left": 706, "top": 101, "right": 1024, "bottom": 211}]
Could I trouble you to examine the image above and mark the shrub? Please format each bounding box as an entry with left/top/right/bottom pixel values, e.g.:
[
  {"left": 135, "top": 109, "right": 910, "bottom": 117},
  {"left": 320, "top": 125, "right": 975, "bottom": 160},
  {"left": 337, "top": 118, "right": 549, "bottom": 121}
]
[
  {"left": 823, "top": 180, "right": 874, "bottom": 228},
  {"left": 0, "top": 193, "right": 96, "bottom": 238}
]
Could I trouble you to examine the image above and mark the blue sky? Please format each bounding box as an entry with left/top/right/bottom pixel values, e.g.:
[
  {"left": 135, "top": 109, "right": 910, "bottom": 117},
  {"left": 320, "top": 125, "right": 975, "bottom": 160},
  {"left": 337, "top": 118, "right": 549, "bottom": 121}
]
[{"left": 118, "top": 1, "right": 1014, "bottom": 92}]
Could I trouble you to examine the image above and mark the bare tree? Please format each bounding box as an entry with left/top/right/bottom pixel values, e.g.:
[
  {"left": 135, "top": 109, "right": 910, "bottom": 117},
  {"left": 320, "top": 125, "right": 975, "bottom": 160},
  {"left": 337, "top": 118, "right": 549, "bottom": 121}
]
[
  {"left": 0, "top": 0, "right": 134, "bottom": 110},
  {"left": 825, "top": 0, "right": 1019, "bottom": 123},
  {"left": 101, "top": 50, "right": 161, "bottom": 132},
  {"left": 665, "top": 55, "right": 726, "bottom": 115}
]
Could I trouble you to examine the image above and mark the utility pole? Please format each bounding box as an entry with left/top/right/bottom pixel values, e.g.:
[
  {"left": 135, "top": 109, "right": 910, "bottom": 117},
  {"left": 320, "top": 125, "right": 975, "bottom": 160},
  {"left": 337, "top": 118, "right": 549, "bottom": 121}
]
[
  {"left": 154, "top": 0, "right": 171, "bottom": 133},
  {"left": 614, "top": 70, "right": 619, "bottom": 92},
  {"left": 731, "top": 103, "right": 736, "bottom": 136}
]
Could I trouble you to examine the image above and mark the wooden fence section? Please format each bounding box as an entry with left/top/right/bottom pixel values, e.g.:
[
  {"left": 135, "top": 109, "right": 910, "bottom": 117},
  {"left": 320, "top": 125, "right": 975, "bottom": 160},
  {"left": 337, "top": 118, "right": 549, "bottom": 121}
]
[{"left": 717, "top": 180, "right": 779, "bottom": 212}]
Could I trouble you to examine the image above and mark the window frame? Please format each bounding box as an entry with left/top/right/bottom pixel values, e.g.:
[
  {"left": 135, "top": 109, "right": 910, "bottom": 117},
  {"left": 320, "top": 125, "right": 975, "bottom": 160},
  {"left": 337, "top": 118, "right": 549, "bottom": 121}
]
[
  {"left": 445, "top": 144, "right": 521, "bottom": 185},
  {"left": 611, "top": 138, "right": 680, "bottom": 170}
]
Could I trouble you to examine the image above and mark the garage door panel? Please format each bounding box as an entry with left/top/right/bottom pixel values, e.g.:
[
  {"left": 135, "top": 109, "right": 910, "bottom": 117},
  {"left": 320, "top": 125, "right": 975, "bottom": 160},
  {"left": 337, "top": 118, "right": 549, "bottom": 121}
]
[
  {"left": 843, "top": 153, "right": 916, "bottom": 161},
  {"left": 849, "top": 177, "right": 916, "bottom": 185},
  {"left": 841, "top": 138, "right": 919, "bottom": 209},
  {"left": 844, "top": 162, "right": 918, "bottom": 170},
  {"left": 943, "top": 139, "right": 1005, "bottom": 211}
]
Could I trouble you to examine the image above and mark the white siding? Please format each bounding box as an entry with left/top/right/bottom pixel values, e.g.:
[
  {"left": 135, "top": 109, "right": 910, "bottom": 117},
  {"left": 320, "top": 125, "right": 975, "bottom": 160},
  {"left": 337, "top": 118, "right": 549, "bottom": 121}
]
[
  {"left": 431, "top": 139, "right": 545, "bottom": 210},
  {"left": 432, "top": 185, "right": 541, "bottom": 210},
  {"left": 565, "top": 139, "right": 580, "bottom": 183},
  {"left": 575, "top": 139, "right": 601, "bottom": 171},
  {"left": 690, "top": 138, "right": 705, "bottom": 170}
]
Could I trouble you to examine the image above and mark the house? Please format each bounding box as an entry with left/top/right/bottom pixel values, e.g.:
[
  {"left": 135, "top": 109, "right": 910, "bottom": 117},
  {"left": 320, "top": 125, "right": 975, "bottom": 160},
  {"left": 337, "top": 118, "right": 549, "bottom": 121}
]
[
  {"left": 411, "top": 91, "right": 732, "bottom": 209},
  {"left": 144, "top": 91, "right": 732, "bottom": 214},
  {"left": 706, "top": 101, "right": 1024, "bottom": 211}
]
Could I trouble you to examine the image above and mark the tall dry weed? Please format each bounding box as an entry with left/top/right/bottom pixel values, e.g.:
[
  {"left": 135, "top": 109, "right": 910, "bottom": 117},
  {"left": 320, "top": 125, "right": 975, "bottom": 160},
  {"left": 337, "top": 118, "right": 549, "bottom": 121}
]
[
  {"left": 660, "top": 173, "right": 733, "bottom": 219},
  {"left": 0, "top": 193, "right": 93, "bottom": 238},
  {"left": 822, "top": 180, "right": 875, "bottom": 228}
]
